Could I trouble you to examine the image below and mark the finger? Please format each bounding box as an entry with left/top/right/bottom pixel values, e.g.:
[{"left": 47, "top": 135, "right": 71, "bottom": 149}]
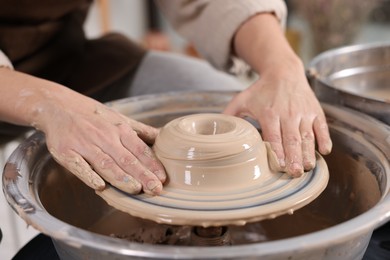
[
  {"left": 128, "top": 118, "right": 160, "bottom": 145},
  {"left": 299, "top": 120, "right": 316, "bottom": 171},
  {"left": 260, "top": 116, "right": 286, "bottom": 169},
  {"left": 49, "top": 148, "right": 105, "bottom": 191},
  {"left": 313, "top": 116, "right": 332, "bottom": 155},
  {"left": 121, "top": 130, "right": 167, "bottom": 183},
  {"left": 223, "top": 93, "right": 244, "bottom": 116},
  {"left": 83, "top": 147, "right": 142, "bottom": 194},
  {"left": 103, "top": 131, "right": 164, "bottom": 195},
  {"left": 281, "top": 119, "right": 304, "bottom": 177}
]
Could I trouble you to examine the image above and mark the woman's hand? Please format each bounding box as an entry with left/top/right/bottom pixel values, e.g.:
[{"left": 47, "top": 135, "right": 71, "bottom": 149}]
[
  {"left": 0, "top": 68, "right": 166, "bottom": 195},
  {"left": 42, "top": 96, "right": 167, "bottom": 195},
  {"left": 228, "top": 13, "right": 332, "bottom": 177},
  {"left": 224, "top": 68, "right": 332, "bottom": 176}
]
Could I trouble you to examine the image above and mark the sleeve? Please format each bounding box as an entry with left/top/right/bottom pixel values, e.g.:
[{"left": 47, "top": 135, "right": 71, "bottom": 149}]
[
  {"left": 0, "top": 50, "right": 14, "bottom": 70},
  {"left": 155, "top": 0, "right": 287, "bottom": 72}
]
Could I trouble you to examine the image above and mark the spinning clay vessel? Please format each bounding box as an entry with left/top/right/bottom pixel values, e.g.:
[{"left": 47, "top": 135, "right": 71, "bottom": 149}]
[{"left": 97, "top": 113, "right": 329, "bottom": 227}]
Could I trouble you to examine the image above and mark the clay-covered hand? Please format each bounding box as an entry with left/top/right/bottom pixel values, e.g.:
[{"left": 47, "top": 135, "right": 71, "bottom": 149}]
[
  {"left": 226, "top": 13, "right": 332, "bottom": 177},
  {"left": 0, "top": 69, "right": 166, "bottom": 195},
  {"left": 42, "top": 97, "right": 166, "bottom": 195},
  {"left": 224, "top": 69, "right": 332, "bottom": 177}
]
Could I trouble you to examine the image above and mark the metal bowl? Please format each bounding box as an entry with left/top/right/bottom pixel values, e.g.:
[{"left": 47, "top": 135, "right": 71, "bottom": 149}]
[
  {"left": 3, "top": 92, "right": 390, "bottom": 259},
  {"left": 308, "top": 42, "right": 390, "bottom": 125}
]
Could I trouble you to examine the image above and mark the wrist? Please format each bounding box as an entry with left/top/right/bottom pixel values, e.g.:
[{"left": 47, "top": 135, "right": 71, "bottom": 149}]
[
  {"left": 0, "top": 69, "right": 63, "bottom": 129},
  {"left": 234, "top": 13, "right": 305, "bottom": 77},
  {"left": 27, "top": 84, "right": 66, "bottom": 132},
  {"left": 260, "top": 55, "right": 305, "bottom": 79},
  {"left": 253, "top": 57, "right": 311, "bottom": 95}
]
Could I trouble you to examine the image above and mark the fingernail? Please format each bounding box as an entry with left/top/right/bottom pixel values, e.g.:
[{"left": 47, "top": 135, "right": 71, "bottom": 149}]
[
  {"left": 145, "top": 180, "right": 162, "bottom": 195},
  {"left": 289, "top": 162, "right": 304, "bottom": 177},
  {"left": 120, "top": 176, "right": 142, "bottom": 194},
  {"left": 154, "top": 170, "right": 167, "bottom": 183},
  {"left": 303, "top": 160, "right": 316, "bottom": 171},
  {"left": 147, "top": 180, "right": 158, "bottom": 190},
  {"left": 92, "top": 179, "right": 106, "bottom": 191},
  {"left": 279, "top": 158, "right": 286, "bottom": 168},
  {"left": 321, "top": 141, "right": 333, "bottom": 155}
]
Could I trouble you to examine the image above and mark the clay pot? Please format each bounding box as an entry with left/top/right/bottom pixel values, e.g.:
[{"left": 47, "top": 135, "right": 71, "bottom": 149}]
[
  {"left": 153, "top": 113, "right": 270, "bottom": 192},
  {"left": 96, "top": 113, "right": 328, "bottom": 226}
]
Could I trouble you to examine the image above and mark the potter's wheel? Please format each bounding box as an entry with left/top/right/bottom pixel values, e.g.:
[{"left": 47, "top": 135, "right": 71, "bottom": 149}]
[
  {"left": 97, "top": 114, "right": 329, "bottom": 227},
  {"left": 4, "top": 91, "right": 390, "bottom": 258}
]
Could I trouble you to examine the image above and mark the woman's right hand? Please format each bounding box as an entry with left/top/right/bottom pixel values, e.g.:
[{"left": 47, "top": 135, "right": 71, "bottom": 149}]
[
  {"left": 42, "top": 93, "right": 167, "bottom": 195},
  {"left": 0, "top": 68, "right": 166, "bottom": 195}
]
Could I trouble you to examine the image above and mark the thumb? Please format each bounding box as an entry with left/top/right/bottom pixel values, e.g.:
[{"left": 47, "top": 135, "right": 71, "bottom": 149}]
[
  {"left": 130, "top": 120, "right": 160, "bottom": 145},
  {"left": 223, "top": 95, "right": 243, "bottom": 116}
]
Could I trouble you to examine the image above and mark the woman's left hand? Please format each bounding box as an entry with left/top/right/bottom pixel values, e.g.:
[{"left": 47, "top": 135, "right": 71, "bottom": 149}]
[{"left": 224, "top": 67, "right": 332, "bottom": 177}]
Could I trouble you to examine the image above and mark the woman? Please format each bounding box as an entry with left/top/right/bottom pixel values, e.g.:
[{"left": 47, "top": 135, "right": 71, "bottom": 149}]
[{"left": 0, "top": 0, "right": 332, "bottom": 195}]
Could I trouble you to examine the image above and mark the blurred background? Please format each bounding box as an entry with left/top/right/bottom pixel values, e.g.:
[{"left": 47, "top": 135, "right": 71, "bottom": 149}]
[
  {"left": 82, "top": 0, "right": 390, "bottom": 64},
  {"left": 1, "top": 0, "right": 389, "bottom": 259}
]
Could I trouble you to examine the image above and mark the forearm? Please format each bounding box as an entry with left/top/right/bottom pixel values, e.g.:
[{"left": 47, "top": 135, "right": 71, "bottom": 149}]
[
  {"left": 226, "top": 13, "right": 332, "bottom": 175},
  {"left": 0, "top": 68, "right": 95, "bottom": 131},
  {"left": 234, "top": 13, "right": 303, "bottom": 76},
  {"left": 156, "top": 0, "right": 287, "bottom": 71}
]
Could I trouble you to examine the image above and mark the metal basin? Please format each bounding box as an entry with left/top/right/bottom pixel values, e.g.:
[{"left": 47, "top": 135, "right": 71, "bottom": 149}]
[
  {"left": 308, "top": 42, "right": 390, "bottom": 124},
  {"left": 3, "top": 92, "right": 390, "bottom": 259}
]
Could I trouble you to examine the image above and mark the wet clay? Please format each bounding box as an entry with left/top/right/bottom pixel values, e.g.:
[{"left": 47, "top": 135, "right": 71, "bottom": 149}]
[
  {"left": 152, "top": 113, "right": 274, "bottom": 192},
  {"left": 96, "top": 113, "right": 329, "bottom": 227},
  {"left": 35, "top": 123, "right": 382, "bottom": 247},
  {"left": 85, "top": 149, "right": 380, "bottom": 246},
  {"left": 87, "top": 205, "right": 332, "bottom": 246}
]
